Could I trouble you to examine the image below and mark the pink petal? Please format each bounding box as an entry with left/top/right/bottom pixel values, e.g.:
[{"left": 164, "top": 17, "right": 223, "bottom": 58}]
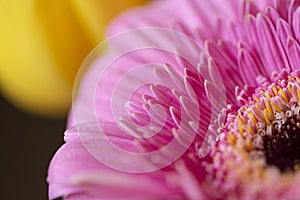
[
  {"left": 66, "top": 170, "right": 178, "bottom": 200},
  {"left": 264, "top": 6, "right": 280, "bottom": 25},
  {"left": 292, "top": 6, "right": 300, "bottom": 41},
  {"left": 277, "top": 18, "right": 293, "bottom": 47},
  {"left": 256, "top": 13, "right": 291, "bottom": 71},
  {"left": 205, "top": 41, "right": 243, "bottom": 91},
  {"left": 175, "top": 160, "right": 206, "bottom": 200},
  {"left": 243, "top": 14, "right": 260, "bottom": 47},
  {"left": 48, "top": 137, "right": 105, "bottom": 199},
  {"left": 288, "top": 0, "right": 300, "bottom": 30},
  {"left": 287, "top": 37, "right": 300, "bottom": 70},
  {"left": 275, "top": 0, "right": 289, "bottom": 20},
  {"left": 238, "top": 48, "right": 264, "bottom": 86},
  {"left": 48, "top": 123, "right": 181, "bottom": 200},
  {"left": 107, "top": 0, "right": 244, "bottom": 43}
]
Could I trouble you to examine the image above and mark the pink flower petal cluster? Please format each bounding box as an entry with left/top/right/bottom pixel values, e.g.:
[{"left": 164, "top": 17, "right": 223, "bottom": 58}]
[{"left": 48, "top": 0, "right": 300, "bottom": 199}]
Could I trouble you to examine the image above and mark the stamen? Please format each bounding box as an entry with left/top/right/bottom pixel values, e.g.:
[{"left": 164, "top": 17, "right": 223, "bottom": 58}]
[
  {"left": 297, "top": 89, "right": 300, "bottom": 101},
  {"left": 272, "top": 85, "right": 278, "bottom": 96},
  {"left": 217, "top": 71, "right": 300, "bottom": 173},
  {"left": 287, "top": 82, "right": 292, "bottom": 94},
  {"left": 227, "top": 133, "right": 237, "bottom": 145},
  {"left": 264, "top": 110, "right": 271, "bottom": 125},
  {"left": 246, "top": 137, "right": 252, "bottom": 151},
  {"left": 247, "top": 124, "right": 255, "bottom": 136},
  {"left": 247, "top": 112, "right": 257, "bottom": 127},
  {"left": 265, "top": 101, "right": 274, "bottom": 119},
  {"left": 279, "top": 88, "right": 288, "bottom": 103},
  {"left": 271, "top": 102, "right": 282, "bottom": 112},
  {"left": 238, "top": 118, "right": 244, "bottom": 133},
  {"left": 254, "top": 96, "right": 260, "bottom": 103},
  {"left": 265, "top": 91, "right": 271, "bottom": 100}
]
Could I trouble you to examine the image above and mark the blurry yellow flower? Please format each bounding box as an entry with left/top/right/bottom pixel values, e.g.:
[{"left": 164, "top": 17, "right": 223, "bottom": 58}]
[{"left": 0, "top": 0, "right": 146, "bottom": 117}]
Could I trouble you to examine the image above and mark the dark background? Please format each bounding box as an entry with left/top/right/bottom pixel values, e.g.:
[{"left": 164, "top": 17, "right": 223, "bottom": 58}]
[{"left": 0, "top": 94, "right": 66, "bottom": 200}]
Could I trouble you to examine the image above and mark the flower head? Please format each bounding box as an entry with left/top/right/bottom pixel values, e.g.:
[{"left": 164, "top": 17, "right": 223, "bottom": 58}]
[
  {"left": 48, "top": 0, "right": 300, "bottom": 199},
  {"left": 204, "top": 70, "right": 300, "bottom": 199}
]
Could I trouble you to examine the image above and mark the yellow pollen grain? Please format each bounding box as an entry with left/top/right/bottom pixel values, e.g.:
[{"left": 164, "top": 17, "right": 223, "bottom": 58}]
[
  {"left": 260, "top": 90, "right": 264, "bottom": 94},
  {"left": 280, "top": 88, "right": 289, "bottom": 103},
  {"left": 238, "top": 146, "right": 249, "bottom": 161},
  {"left": 272, "top": 86, "right": 278, "bottom": 96},
  {"left": 238, "top": 118, "right": 244, "bottom": 133},
  {"left": 240, "top": 115, "right": 247, "bottom": 123},
  {"left": 247, "top": 124, "right": 255, "bottom": 136},
  {"left": 253, "top": 96, "right": 260, "bottom": 103},
  {"left": 265, "top": 101, "right": 274, "bottom": 120},
  {"left": 297, "top": 89, "right": 300, "bottom": 101},
  {"left": 248, "top": 112, "right": 257, "bottom": 127},
  {"left": 288, "top": 75, "right": 294, "bottom": 81},
  {"left": 255, "top": 103, "right": 260, "bottom": 109},
  {"left": 271, "top": 102, "right": 282, "bottom": 112},
  {"left": 264, "top": 109, "right": 271, "bottom": 125},
  {"left": 287, "top": 82, "right": 292, "bottom": 94},
  {"left": 246, "top": 138, "right": 252, "bottom": 151},
  {"left": 265, "top": 92, "right": 271, "bottom": 100},
  {"left": 227, "top": 133, "right": 237, "bottom": 145}
]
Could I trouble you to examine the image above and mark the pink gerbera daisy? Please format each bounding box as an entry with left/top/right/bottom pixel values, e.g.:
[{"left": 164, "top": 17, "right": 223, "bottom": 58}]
[{"left": 48, "top": 0, "right": 300, "bottom": 199}]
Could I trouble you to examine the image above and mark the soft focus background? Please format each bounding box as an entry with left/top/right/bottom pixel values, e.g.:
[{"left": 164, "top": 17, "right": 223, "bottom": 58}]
[
  {"left": 0, "top": 95, "right": 65, "bottom": 199},
  {"left": 0, "top": 1, "right": 146, "bottom": 199}
]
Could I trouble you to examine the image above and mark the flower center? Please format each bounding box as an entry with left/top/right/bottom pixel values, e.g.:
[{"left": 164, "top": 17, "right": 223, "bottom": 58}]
[
  {"left": 220, "top": 71, "right": 300, "bottom": 173},
  {"left": 260, "top": 103, "right": 300, "bottom": 172}
]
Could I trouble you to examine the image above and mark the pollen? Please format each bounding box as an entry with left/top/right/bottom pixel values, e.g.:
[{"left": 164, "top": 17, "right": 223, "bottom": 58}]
[
  {"left": 253, "top": 96, "right": 260, "bottom": 103},
  {"left": 271, "top": 102, "right": 282, "bottom": 113},
  {"left": 279, "top": 88, "right": 288, "bottom": 103},
  {"left": 265, "top": 101, "right": 274, "bottom": 119},
  {"left": 264, "top": 109, "right": 271, "bottom": 125},
  {"left": 272, "top": 85, "right": 278, "bottom": 96},
  {"left": 219, "top": 71, "right": 300, "bottom": 173}
]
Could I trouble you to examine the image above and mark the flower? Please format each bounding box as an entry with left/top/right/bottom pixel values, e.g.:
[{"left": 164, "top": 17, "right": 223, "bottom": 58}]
[
  {"left": 204, "top": 71, "right": 300, "bottom": 199},
  {"left": 48, "top": 0, "right": 300, "bottom": 199},
  {"left": 0, "top": 0, "right": 146, "bottom": 117}
]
